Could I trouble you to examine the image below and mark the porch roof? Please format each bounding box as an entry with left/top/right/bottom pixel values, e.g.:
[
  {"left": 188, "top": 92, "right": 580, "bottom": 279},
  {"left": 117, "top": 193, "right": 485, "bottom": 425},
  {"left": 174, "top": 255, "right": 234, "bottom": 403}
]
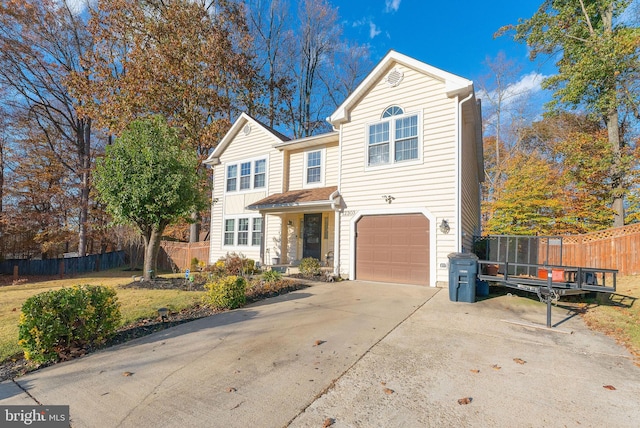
[{"left": 247, "top": 186, "right": 339, "bottom": 212}]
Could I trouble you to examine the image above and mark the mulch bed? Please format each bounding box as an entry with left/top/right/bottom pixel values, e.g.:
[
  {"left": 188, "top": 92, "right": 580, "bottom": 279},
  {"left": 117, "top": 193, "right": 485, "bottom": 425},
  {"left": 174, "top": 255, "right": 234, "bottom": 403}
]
[{"left": 0, "top": 275, "right": 319, "bottom": 383}]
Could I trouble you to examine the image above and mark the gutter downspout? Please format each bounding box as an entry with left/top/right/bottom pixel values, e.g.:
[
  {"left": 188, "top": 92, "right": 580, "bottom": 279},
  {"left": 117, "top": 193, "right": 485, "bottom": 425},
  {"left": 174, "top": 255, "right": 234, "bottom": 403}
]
[
  {"left": 333, "top": 124, "right": 344, "bottom": 276},
  {"left": 457, "top": 92, "right": 474, "bottom": 253}
]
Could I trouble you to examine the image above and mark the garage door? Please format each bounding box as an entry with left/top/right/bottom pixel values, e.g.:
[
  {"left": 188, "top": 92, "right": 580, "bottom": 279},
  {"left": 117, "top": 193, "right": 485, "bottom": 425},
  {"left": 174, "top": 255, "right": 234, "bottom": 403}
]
[{"left": 355, "top": 214, "right": 430, "bottom": 285}]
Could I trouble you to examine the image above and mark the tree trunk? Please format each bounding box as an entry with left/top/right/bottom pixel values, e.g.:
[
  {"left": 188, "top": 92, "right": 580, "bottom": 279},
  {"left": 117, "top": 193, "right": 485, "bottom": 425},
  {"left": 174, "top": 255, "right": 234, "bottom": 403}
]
[
  {"left": 607, "top": 110, "right": 625, "bottom": 227},
  {"left": 143, "top": 226, "right": 163, "bottom": 280},
  {"left": 189, "top": 211, "right": 201, "bottom": 243},
  {"left": 77, "top": 118, "right": 92, "bottom": 256}
]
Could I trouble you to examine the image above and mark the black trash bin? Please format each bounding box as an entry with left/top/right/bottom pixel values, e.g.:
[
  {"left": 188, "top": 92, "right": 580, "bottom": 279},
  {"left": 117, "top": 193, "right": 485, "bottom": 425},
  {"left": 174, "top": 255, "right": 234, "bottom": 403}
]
[{"left": 448, "top": 253, "right": 479, "bottom": 302}]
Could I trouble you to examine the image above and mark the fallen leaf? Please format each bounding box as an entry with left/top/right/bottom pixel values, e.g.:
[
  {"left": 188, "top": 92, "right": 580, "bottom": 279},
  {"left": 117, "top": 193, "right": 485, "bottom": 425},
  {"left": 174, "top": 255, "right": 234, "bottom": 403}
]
[
  {"left": 492, "top": 365, "right": 501, "bottom": 370},
  {"left": 314, "top": 340, "right": 326, "bottom": 346},
  {"left": 227, "top": 387, "right": 237, "bottom": 393},
  {"left": 12, "top": 308, "right": 16, "bottom": 312},
  {"left": 603, "top": 385, "right": 616, "bottom": 390},
  {"left": 322, "top": 418, "right": 335, "bottom": 427},
  {"left": 383, "top": 387, "right": 394, "bottom": 395},
  {"left": 122, "top": 371, "right": 133, "bottom": 377},
  {"left": 380, "top": 381, "right": 387, "bottom": 386},
  {"left": 457, "top": 397, "right": 472, "bottom": 405},
  {"left": 470, "top": 369, "right": 480, "bottom": 374},
  {"left": 513, "top": 358, "right": 526, "bottom": 365}
]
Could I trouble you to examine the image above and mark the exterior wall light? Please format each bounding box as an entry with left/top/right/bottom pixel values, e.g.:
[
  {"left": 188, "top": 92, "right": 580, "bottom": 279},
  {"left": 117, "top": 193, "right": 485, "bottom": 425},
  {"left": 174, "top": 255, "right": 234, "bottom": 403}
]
[
  {"left": 382, "top": 195, "right": 395, "bottom": 204},
  {"left": 439, "top": 219, "right": 450, "bottom": 234}
]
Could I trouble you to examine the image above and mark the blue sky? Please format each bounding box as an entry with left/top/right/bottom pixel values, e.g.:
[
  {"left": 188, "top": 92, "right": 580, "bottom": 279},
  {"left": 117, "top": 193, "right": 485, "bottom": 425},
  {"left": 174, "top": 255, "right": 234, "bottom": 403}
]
[
  {"left": 338, "top": 0, "right": 556, "bottom": 112},
  {"left": 339, "top": 0, "right": 549, "bottom": 80}
]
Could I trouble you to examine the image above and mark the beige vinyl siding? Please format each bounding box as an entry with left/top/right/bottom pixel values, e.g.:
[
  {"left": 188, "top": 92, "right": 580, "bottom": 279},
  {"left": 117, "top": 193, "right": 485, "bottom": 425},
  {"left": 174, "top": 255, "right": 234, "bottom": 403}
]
[
  {"left": 337, "top": 63, "right": 459, "bottom": 284},
  {"left": 324, "top": 144, "right": 339, "bottom": 186},
  {"left": 460, "top": 105, "right": 481, "bottom": 252},
  {"left": 209, "top": 119, "right": 284, "bottom": 264},
  {"left": 286, "top": 143, "right": 339, "bottom": 190}
]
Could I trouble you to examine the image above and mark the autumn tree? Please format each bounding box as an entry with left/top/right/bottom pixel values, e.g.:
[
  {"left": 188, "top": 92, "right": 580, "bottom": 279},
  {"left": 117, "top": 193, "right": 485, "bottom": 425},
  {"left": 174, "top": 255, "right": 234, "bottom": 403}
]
[
  {"left": 485, "top": 150, "right": 564, "bottom": 235},
  {"left": 0, "top": 0, "right": 96, "bottom": 256},
  {"left": 70, "top": 0, "right": 260, "bottom": 243},
  {"left": 503, "top": 0, "right": 640, "bottom": 227},
  {"left": 93, "top": 116, "right": 205, "bottom": 280}
]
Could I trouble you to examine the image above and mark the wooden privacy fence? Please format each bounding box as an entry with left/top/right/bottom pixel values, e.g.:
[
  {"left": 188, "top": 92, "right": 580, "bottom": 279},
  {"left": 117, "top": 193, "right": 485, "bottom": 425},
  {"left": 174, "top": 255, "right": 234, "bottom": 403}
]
[
  {"left": 158, "top": 241, "right": 210, "bottom": 272},
  {"left": 559, "top": 224, "right": 640, "bottom": 275}
]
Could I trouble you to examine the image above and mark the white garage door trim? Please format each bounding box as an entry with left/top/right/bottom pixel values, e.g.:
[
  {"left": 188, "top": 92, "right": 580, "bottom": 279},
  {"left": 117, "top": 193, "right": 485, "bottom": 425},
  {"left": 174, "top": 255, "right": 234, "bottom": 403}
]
[{"left": 349, "top": 208, "right": 437, "bottom": 287}]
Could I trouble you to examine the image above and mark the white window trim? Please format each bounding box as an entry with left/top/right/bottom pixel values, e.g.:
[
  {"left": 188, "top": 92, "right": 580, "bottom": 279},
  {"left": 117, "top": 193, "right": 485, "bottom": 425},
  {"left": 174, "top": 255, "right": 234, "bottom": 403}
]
[
  {"left": 364, "top": 110, "right": 422, "bottom": 171},
  {"left": 222, "top": 214, "right": 263, "bottom": 248},
  {"left": 224, "top": 156, "right": 269, "bottom": 194},
  {"left": 303, "top": 148, "right": 325, "bottom": 188}
]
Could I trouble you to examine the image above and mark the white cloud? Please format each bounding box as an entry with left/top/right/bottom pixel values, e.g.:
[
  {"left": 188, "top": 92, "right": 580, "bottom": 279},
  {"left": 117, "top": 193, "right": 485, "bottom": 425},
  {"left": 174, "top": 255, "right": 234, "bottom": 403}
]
[
  {"left": 385, "top": 0, "right": 401, "bottom": 13},
  {"left": 479, "top": 72, "right": 550, "bottom": 108},
  {"left": 369, "top": 21, "right": 381, "bottom": 39}
]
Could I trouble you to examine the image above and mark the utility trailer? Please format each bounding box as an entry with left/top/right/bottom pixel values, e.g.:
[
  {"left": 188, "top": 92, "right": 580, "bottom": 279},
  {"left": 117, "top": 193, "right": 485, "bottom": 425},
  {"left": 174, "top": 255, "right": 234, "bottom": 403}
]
[
  {"left": 477, "top": 260, "right": 617, "bottom": 328},
  {"left": 473, "top": 235, "right": 617, "bottom": 328}
]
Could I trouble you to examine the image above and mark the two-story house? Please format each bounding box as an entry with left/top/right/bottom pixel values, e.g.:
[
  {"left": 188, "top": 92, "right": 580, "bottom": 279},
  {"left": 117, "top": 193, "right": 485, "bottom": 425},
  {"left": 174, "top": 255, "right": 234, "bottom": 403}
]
[{"left": 204, "top": 50, "right": 483, "bottom": 287}]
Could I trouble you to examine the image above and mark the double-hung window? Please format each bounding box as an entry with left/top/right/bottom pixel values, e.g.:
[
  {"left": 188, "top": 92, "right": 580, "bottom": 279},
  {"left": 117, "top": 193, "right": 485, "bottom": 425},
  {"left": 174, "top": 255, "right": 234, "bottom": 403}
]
[
  {"left": 237, "top": 218, "right": 249, "bottom": 245},
  {"left": 223, "top": 215, "right": 262, "bottom": 247},
  {"left": 367, "top": 106, "right": 419, "bottom": 167},
  {"left": 226, "top": 165, "right": 237, "bottom": 192},
  {"left": 224, "top": 219, "right": 235, "bottom": 245},
  {"left": 251, "top": 218, "right": 263, "bottom": 246},
  {"left": 240, "top": 162, "right": 251, "bottom": 190},
  {"left": 254, "top": 159, "right": 266, "bottom": 188},
  {"left": 225, "top": 157, "right": 267, "bottom": 193},
  {"left": 306, "top": 150, "right": 322, "bottom": 185}
]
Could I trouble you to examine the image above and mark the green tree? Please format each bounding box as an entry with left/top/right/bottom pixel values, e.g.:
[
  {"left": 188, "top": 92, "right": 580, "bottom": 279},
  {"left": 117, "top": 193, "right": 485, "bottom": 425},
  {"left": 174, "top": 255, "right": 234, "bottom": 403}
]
[
  {"left": 93, "top": 116, "right": 205, "bottom": 280},
  {"left": 502, "top": 0, "right": 640, "bottom": 227}
]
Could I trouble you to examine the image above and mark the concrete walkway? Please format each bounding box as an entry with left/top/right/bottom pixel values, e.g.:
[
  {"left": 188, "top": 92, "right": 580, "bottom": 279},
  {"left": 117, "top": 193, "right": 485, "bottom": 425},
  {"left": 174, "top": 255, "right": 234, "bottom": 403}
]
[{"left": 2, "top": 281, "right": 640, "bottom": 427}]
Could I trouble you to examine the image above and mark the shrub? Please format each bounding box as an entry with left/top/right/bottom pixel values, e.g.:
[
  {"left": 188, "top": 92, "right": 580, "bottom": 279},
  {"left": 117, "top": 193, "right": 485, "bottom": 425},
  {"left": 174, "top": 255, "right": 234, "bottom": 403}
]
[
  {"left": 212, "top": 253, "right": 256, "bottom": 277},
  {"left": 299, "top": 257, "right": 321, "bottom": 276},
  {"left": 204, "top": 275, "right": 247, "bottom": 310},
  {"left": 18, "top": 285, "right": 122, "bottom": 364},
  {"left": 190, "top": 257, "right": 200, "bottom": 272},
  {"left": 261, "top": 269, "right": 282, "bottom": 282}
]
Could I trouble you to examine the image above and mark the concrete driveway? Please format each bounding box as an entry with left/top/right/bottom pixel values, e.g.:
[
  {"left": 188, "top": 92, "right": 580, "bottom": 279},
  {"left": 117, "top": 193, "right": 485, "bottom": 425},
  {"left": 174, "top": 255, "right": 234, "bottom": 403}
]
[{"left": 2, "top": 281, "right": 640, "bottom": 427}]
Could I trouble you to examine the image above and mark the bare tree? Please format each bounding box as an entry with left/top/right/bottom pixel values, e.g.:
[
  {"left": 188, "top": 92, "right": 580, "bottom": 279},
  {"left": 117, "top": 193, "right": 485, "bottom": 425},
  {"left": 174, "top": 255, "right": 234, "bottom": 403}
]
[{"left": 0, "top": 0, "right": 94, "bottom": 256}]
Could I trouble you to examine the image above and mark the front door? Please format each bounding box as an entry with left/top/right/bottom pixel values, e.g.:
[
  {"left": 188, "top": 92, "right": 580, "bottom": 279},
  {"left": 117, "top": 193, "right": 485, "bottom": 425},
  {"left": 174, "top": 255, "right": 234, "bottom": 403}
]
[{"left": 303, "top": 213, "right": 322, "bottom": 260}]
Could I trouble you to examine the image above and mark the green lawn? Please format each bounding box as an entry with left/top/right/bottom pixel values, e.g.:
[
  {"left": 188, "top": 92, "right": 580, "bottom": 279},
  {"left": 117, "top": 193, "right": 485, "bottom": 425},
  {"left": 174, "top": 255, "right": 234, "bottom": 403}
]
[{"left": 0, "top": 269, "right": 205, "bottom": 363}]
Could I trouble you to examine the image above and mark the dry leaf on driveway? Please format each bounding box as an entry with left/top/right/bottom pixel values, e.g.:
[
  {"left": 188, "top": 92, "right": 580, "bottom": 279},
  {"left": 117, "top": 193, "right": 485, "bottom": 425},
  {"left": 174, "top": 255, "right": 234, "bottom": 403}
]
[
  {"left": 313, "top": 340, "right": 326, "bottom": 346},
  {"left": 513, "top": 358, "right": 526, "bottom": 365},
  {"left": 457, "top": 397, "right": 472, "bottom": 405},
  {"left": 122, "top": 371, "right": 133, "bottom": 377},
  {"left": 603, "top": 385, "right": 616, "bottom": 390},
  {"left": 383, "top": 387, "right": 394, "bottom": 395},
  {"left": 492, "top": 364, "right": 501, "bottom": 370},
  {"left": 470, "top": 369, "right": 480, "bottom": 374},
  {"left": 322, "top": 418, "right": 335, "bottom": 427}
]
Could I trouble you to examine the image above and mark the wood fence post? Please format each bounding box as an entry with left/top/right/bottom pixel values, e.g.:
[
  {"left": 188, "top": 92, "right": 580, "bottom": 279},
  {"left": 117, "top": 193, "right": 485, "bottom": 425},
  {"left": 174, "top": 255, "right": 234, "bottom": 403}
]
[
  {"left": 13, "top": 265, "right": 18, "bottom": 281},
  {"left": 60, "top": 260, "right": 65, "bottom": 279}
]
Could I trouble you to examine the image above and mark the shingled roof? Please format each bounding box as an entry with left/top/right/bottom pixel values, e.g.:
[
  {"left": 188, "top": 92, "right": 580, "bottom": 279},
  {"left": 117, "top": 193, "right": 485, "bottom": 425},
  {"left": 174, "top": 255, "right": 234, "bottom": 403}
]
[{"left": 247, "top": 186, "right": 338, "bottom": 211}]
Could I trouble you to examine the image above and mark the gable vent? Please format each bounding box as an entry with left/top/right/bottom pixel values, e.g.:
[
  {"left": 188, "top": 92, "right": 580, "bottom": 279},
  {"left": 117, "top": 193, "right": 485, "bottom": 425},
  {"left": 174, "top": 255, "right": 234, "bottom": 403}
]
[
  {"left": 243, "top": 124, "right": 251, "bottom": 136},
  {"left": 385, "top": 68, "right": 404, "bottom": 87}
]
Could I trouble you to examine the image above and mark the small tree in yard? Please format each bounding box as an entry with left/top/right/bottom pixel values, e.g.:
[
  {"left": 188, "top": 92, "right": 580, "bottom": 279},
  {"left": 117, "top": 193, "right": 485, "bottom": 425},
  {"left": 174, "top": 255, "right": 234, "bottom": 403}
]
[{"left": 94, "top": 116, "right": 205, "bottom": 280}]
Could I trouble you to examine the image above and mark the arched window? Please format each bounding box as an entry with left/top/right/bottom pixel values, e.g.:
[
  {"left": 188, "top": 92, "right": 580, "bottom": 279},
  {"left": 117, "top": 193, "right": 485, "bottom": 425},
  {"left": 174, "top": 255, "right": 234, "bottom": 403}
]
[
  {"left": 382, "top": 105, "right": 404, "bottom": 118},
  {"left": 367, "top": 106, "right": 419, "bottom": 167}
]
